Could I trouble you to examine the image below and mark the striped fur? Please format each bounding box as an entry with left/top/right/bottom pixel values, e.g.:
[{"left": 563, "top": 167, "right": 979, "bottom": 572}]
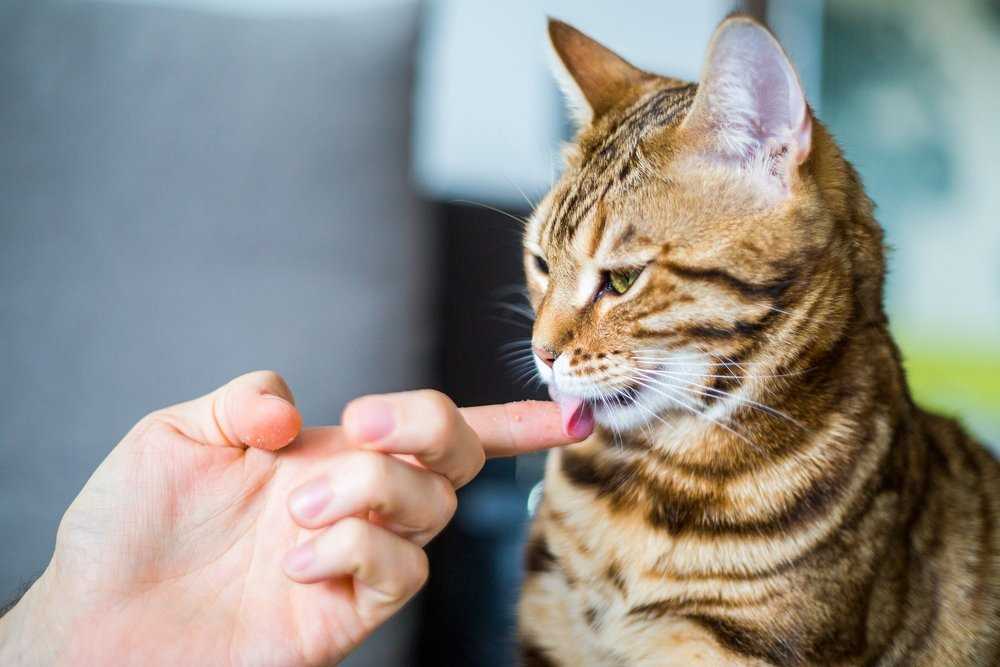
[{"left": 517, "top": 17, "right": 1000, "bottom": 666}]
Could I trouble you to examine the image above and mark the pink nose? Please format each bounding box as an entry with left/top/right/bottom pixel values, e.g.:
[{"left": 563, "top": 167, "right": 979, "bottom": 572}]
[{"left": 534, "top": 346, "right": 557, "bottom": 368}]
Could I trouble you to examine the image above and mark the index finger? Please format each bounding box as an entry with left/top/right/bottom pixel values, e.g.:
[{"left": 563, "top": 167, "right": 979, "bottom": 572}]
[{"left": 459, "top": 401, "right": 587, "bottom": 459}]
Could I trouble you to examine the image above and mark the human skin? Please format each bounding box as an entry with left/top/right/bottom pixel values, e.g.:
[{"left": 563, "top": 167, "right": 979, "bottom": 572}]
[{"left": 0, "top": 371, "right": 581, "bottom": 666}]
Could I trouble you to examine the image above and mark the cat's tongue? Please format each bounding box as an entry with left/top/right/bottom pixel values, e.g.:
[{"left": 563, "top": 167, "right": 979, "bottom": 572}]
[{"left": 552, "top": 392, "right": 595, "bottom": 440}]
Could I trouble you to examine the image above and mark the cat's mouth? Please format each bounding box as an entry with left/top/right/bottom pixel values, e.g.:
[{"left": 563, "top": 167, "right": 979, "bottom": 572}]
[
  {"left": 548, "top": 387, "right": 595, "bottom": 439},
  {"left": 593, "top": 384, "right": 642, "bottom": 405},
  {"left": 549, "top": 383, "right": 644, "bottom": 438}
]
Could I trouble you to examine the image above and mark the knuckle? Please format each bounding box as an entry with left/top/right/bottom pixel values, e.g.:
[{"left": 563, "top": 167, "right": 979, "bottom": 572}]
[
  {"left": 435, "top": 477, "right": 458, "bottom": 522},
  {"left": 472, "top": 446, "right": 486, "bottom": 477},
  {"left": 451, "top": 448, "right": 485, "bottom": 489},
  {"left": 415, "top": 389, "right": 459, "bottom": 444},
  {"left": 415, "top": 388, "right": 453, "bottom": 407},
  {"left": 339, "top": 517, "right": 372, "bottom": 552},
  {"left": 407, "top": 547, "right": 430, "bottom": 591},
  {"left": 136, "top": 411, "right": 183, "bottom": 442},
  {"left": 355, "top": 451, "right": 393, "bottom": 492},
  {"left": 137, "top": 411, "right": 168, "bottom": 433},
  {"left": 382, "top": 549, "right": 427, "bottom": 603}
]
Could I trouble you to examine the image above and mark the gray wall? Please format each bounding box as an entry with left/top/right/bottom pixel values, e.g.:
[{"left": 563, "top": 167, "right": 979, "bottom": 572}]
[{"left": 0, "top": 2, "right": 432, "bottom": 663}]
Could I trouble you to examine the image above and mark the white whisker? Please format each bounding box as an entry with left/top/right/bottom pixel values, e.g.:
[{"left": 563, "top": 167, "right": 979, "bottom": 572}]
[
  {"left": 635, "top": 370, "right": 803, "bottom": 429},
  {"left": 451, "top": 199, "right": 529, "bottom": 227},
  {"left": 626, "top": 375, "right": 762, "bottom": 450}
]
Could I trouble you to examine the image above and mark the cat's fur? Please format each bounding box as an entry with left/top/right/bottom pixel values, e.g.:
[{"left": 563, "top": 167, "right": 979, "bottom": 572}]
[{"left": 517, "top": 16, "right": 1000, "bottom": 666}]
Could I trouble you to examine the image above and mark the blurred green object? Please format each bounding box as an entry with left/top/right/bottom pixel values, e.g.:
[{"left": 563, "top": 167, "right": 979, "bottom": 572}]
[
  {"left": 895, "top": 331, "right": 1000, "bottom": 444},
  {"left": 822, "top": 1, "right": 1000, "bottom": 446}
]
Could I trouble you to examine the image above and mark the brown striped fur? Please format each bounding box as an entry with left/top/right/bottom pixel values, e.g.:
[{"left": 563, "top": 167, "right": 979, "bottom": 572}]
[{"left": 517, "top": 17, "right": 1000, "bottom": 666}]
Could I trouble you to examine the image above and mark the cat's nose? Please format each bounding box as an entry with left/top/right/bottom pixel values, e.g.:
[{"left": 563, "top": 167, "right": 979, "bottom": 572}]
[{"left": 534, "top": 346, "right": 557, "bottom": 368}]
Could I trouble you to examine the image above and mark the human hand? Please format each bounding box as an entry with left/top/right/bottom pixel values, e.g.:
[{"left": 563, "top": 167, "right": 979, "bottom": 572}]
[{"left": 0, "top": 371, "right": 584, "bottom": 666}]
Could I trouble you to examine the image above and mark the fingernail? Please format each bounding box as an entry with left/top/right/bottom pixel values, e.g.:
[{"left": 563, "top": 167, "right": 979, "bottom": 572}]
[
  {"left": 290, "top": 477, "right": 332, "bottom": 520},
  {"left": 262, "top": 391, "right": 292, "bottom": 405},
  {"left": 283, "top": 544, "right": 314, "bottom": 573},
  {"left": 349, "top": 398, "right": 396, "bottom": 443}
]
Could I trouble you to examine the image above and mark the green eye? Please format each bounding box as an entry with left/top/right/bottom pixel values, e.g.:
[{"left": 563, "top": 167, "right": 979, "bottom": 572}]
[{"left": 606, "top": 268, "right": 641, "bottom": 295}]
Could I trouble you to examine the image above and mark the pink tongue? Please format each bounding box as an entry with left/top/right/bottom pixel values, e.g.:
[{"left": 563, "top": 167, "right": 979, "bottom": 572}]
[{"left": 555, "top": 394, "right": 595, "bottom": 440}]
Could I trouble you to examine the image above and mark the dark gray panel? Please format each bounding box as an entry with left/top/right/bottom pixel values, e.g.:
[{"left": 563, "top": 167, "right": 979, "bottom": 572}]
[{"left": 0, "top": 2, "right": 430, "bottom": 664}]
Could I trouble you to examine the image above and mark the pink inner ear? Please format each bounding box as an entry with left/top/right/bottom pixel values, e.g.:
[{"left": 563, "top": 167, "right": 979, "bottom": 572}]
[{"left": 694, "top": 19, "right": 812, "bottom": 170}]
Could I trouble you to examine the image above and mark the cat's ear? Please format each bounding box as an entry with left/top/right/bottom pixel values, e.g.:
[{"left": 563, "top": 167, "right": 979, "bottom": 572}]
[
  {"left": 683, "top": 16, "right": 812, "bottom": 186},
  {"left": 547, "top": 18, "right": 649, "bottom": 127}
]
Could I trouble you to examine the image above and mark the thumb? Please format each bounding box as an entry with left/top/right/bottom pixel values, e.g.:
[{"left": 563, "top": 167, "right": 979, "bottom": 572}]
[{"left": 161, "top": 370, "right": 303, "bottom": 451}]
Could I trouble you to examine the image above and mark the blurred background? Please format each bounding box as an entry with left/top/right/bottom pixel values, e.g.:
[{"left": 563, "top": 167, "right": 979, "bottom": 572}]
[{"left": 0, "top": 1, "right": 996, "bottom": 665}]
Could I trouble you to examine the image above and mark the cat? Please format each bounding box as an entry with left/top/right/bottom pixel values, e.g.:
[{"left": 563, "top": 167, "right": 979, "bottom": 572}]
[{"left": 517, "top": 15, "right": 1000, "bottom": 666}]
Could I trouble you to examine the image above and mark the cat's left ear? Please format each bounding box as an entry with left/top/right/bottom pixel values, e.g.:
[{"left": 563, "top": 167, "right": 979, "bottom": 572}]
[{"left": 683, "top": 16, "right": 812, "bottom": 187}]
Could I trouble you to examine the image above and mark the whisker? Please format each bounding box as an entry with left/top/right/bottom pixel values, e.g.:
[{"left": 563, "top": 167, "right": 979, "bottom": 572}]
[
  {"left": 632, "top": 346, "right": 812, "bottom": 379},
  {"left": 491, "top": 283, "right": 531, "bottom": 299},
  {"left": 692, "top": 344, "right": 755, "bottom": 375},
  {"left": 505, "top": 359, "right": 537, "bottom": 374},
  {"left": 503, "top": 350, "right": 537, "bottom": 366},
  {"left": 488, "top": 315, "right": 534, "bottom": 330},
  {"left": 763, "top": 303, "right": 845, "bottom": 328},
  {"left": 635, "top": 371, "right": 803, "bottom": 430},
  {"left": 622, "top": 388, "right": 673, "bottom": 431},
  {"left": 631, "top": 352, "right": 760, "bottom": 365},
  {"left": 504, "top": 176, "right": 539, "bottom": 211},
  {"left": 632, "top": 349, "right": 772, "bottom": 369},
  {"left": 450, "top": 199, "right": 529, "bottom": 227},
  {"left": 633, "top": 365, "right": 809, "bottom": 381},
  {"left": 631, "top": 348, "right": 706, "bottom": 360},
  {"left": 505, "top": 366, "right": 537, "bottom": 379},
  {"left": 492, "top": 302, "right": 536, "bottom": 321},
  {"left": 498, "top": 339, "right": 533, "bottom": 352},
  {"left": 626, "top": 376, "right": 762, "bottom": 450},
  {"left": 511, "top": 366, "right": 540, "bottom": 387},
  {"left": 630, "top": 394, "right": 658, "bottom": 444},
  {"left": 499, "top": 345, "right": 534, "bottom": 356}
]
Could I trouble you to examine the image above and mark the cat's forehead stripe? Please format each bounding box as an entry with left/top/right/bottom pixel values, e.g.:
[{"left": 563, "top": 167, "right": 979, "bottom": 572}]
[
  {"left": 542, "top": 84, "right": 697, "bottom": 251},
  {"left": 586, "top": 199, "right": 609, "bottom": 258},
  {"left": 544, "top": 88, "right": 672, "bottom": 246}
]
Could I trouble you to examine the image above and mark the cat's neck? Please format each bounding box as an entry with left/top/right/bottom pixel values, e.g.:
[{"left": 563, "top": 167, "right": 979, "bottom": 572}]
[{"left": 612, "top": 316, "right": 907, "bottom": 477}]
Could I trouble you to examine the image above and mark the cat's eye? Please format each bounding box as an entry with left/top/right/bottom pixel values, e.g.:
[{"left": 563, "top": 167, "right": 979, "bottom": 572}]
[
  {"left": 533, "top": 255, "right": 549, "bottom": 275},
  {"left": 605, "top": 268, "right": 641, "bottom": 295}
]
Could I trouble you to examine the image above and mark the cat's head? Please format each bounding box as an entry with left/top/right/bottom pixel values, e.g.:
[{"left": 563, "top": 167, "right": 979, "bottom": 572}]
[{"left": 527, "top": 16, "right": 862, "bottom": 441}]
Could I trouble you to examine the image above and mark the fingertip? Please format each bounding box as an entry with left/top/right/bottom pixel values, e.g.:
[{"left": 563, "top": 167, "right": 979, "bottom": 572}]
[
  {"left": 531, "top": 400, "right": 593, "bottom": 442},
  {"left": 519, "top": 401, "right": 590, "bottom": 441},
  {"left": 462, "top": 400, "right": 581, "bottom": 458},
  {"left": 342, "top": 396, "right": 396, "bottom": 445},
  {"left": 232, "top": 386, "right": 303, "bottom": 451},
  {"left": 528, "top": 401, "right": 587, "bottom": 445}
]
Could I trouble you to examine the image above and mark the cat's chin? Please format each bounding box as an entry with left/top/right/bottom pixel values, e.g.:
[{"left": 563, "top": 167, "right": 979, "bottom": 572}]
[
  {"left": 591, "top": 401, "right": 657, "bottom": 432},
  {"left": 545, "top": 381, "right": 683, "bottom": 434},
  {"left": 588, "top": 386, "right": 684, "bottom": 433}
]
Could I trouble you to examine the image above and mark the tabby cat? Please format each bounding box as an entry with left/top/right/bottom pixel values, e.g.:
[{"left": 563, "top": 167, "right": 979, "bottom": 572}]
[{"left": 517, "top": 16, "right": 1000, "bottom": 666}]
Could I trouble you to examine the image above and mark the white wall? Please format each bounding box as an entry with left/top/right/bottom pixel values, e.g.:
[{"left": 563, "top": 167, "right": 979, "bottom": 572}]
[
  {"left": 84, "top": 0, "right": 414, "bottom": 16},
  {"left": 412, "top": 1, "right": 824, "bottom": 206}
]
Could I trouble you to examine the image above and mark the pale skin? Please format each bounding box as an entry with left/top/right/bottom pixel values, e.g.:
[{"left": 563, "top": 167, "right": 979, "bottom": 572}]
[{"left": 0, "top": 371, "right": 581, "bottom": 666}]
